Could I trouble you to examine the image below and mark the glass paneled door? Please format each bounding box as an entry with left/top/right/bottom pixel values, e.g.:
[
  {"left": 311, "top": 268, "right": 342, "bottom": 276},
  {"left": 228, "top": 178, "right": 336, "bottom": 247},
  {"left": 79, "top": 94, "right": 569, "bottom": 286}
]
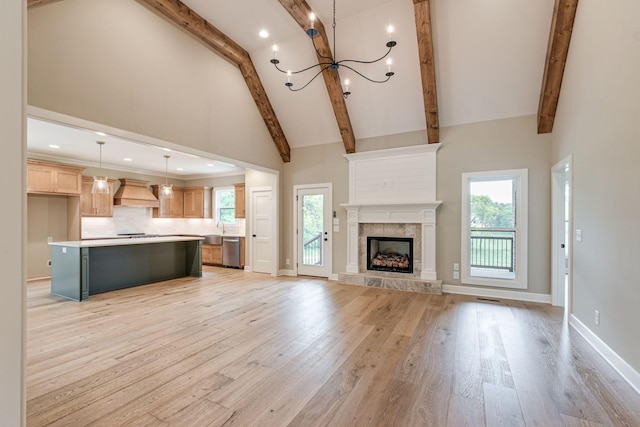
[{"left": 296, "top": 185, "right": 332, "bottom": 278}]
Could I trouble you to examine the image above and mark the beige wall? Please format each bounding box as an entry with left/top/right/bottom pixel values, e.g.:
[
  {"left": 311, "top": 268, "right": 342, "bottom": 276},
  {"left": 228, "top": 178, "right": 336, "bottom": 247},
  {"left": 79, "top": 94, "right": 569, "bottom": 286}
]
[
  {"left": 550, "top": 0, "right": 640, "bottom": 371},
  {"left": 27, "top": 0, "right": 283, "bottom": 173},
  {"left": 27, "top": 196, "right": 69, "bottom": 279},
  {"left": 437, "top": 115, "right": 552, "bottom": 294},
  {"left": 1, "top": 0, "right": 25, "bottom": 422},
  {"left": 283, "top": 116, "right": 552, "bottom": 297},
  {"left": 283, "top": 143, "right": 350, "bottom": 273}
]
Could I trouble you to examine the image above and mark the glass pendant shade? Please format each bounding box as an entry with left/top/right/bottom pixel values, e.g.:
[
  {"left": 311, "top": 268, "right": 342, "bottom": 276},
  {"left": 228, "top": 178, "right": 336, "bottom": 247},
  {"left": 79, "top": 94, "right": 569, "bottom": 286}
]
[
  {"left": 91, "top": 141, "right": 109, "bottom": 194},
  {"left": 92, "top": 176, "right": 110, "bottom": 194},
  {"left": 159, "top": 183, "right": 173, "bottom": 199},
  {"left": 160, "top": 155, "right": 173, "bottom": 199}
]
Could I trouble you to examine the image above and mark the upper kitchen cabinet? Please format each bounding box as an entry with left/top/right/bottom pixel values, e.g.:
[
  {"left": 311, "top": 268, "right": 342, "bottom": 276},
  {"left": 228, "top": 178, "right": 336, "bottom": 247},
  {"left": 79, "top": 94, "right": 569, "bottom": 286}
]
[
  {"left": 234, "top": 183, "right": 245, "bottom": 218},
  {"left": 27, "top": 159, "right": 83, "bottom": 196},
  {"left": 183, "top": 187, "right": 212, "bottom": 218},
  {"left": 151, "top": 185, "right": 184, "bottom": 218},
  {"left": 80, "top": 176, "right": 115, "bottom": 217}
]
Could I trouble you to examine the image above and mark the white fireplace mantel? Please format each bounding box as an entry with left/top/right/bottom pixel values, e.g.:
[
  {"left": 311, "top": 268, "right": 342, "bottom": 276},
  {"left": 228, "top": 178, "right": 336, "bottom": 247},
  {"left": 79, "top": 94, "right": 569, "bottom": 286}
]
[
  {"left": 341, "top": 202, "right": 442, "bottom": 281},
  {"left": 341, "top": 145, "right": 443, "bottom": 282}
]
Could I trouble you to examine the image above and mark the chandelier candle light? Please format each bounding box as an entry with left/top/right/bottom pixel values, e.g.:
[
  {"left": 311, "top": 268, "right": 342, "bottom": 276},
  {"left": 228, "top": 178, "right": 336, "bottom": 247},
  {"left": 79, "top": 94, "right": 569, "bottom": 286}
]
[
  {"left": 91, "top": 141, "right": 109, "bottom": 194},
  {"left": 160, "top": 155, "right": 173, "bottom": 199},
  {"left": 270, "top": 0, "right": 396, "bottom": 98}
]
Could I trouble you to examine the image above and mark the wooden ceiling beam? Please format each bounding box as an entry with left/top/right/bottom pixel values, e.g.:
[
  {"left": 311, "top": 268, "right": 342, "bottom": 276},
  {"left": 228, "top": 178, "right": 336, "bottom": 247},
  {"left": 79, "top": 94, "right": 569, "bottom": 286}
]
[
  {"left": 278, "top": 0, "right": 356, "bottom": 154},
  {"left": 28, "top": 0, "right": 290, "bottom": 162},
  {"left": 537, "top": 0, "right": 579, "bottom": 134},
  {"left": 413, "top": 0, "right": 439, "bottom": 144}
]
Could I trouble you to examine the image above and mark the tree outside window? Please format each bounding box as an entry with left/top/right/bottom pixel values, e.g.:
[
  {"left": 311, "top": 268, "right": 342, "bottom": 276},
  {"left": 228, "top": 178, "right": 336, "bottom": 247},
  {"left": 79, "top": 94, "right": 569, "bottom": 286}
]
[{"left": 216, "top": 188, "right": 236, "bottom": 223}]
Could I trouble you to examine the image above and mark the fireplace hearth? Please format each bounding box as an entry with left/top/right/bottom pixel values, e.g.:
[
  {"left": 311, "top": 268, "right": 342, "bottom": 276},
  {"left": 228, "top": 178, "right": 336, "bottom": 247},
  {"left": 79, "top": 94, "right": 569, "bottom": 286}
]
[{"left": 367, "top": 236, "right": 413, "bottom": 274}]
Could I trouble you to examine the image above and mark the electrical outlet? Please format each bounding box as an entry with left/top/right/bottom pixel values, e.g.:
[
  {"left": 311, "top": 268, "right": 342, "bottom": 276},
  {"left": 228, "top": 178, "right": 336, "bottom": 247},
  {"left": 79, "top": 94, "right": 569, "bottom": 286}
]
[
  {"left": 453, "top": 263, "right": 459, "bottom": 271},
  {"left": 47, "top": 236, "right": 53, "bottom": 243},
  {"left": 47, "top": 260, "right": 51, "bottom": 267},
  {"left": 595, "top": 310, "right": 600, "bottom": 326},
  {"left": 286, "top": 258, "right": 290, "bottom": 265},
  {"left": 453, "top": 271, "right": 460, "bottom": 280}
]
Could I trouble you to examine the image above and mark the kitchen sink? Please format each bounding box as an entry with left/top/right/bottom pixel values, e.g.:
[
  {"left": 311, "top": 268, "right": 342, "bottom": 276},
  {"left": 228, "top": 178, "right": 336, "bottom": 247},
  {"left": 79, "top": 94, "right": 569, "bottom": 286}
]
[{"left": 202, "top": 235, "right": 223, "bottom": 245}]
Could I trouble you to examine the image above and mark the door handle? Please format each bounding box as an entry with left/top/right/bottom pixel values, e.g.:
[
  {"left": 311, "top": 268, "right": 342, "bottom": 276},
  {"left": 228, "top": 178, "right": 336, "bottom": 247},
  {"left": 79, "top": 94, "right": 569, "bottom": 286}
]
[
  {"left": 252, "top": 234, "right": 257, "bottom": 237},
  {"left": 560, "top": 243, "right": 565, "bottom": 248},
  {"left": 324, "top": 238, "right": 328, "bottom": 241}
]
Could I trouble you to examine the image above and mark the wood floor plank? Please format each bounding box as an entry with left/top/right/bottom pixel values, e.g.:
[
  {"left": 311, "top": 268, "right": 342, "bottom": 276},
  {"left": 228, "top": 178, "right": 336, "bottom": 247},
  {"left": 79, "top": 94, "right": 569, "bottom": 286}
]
[
  {"left": 25, "top": 268, "right": 640, "bottom": 426},
  {"left": 483, "top": 382, "right": 526, "bottom": 427}
]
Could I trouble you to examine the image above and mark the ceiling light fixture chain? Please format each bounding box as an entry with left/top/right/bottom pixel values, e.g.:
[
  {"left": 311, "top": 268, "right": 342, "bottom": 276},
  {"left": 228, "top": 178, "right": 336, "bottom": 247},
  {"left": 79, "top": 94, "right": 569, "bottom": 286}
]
[{"left": 270, "top": 0, "right": 396, "bottom": 98}]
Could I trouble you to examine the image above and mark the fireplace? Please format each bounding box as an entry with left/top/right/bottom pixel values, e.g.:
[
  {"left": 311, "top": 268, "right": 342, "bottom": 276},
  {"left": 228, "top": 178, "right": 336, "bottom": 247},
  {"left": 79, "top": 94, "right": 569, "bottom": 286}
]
[{"left": 367, "top": 236, "right": 413, "bottom": 274}]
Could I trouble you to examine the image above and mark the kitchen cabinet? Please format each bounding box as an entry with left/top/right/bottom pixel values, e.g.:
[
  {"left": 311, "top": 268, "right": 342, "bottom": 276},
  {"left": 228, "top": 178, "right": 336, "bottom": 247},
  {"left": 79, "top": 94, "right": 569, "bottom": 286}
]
[
  {"left": 27, "top": 159, "right": 84, "bottom": 196},
  {"left": 80, "top": 176, "right": 115, "bottom": 217},
  {"left": 234, "top": 183, "right": 245, "bottom": 218},
  {"left": 202, "top": 243, "right": 222, "bottom": 266},
  {"left": 183, "top": 186, "right": 211, "bottom": 218},
  {"left": 151, "top": 186, "right": 184, "bottom": 218}
]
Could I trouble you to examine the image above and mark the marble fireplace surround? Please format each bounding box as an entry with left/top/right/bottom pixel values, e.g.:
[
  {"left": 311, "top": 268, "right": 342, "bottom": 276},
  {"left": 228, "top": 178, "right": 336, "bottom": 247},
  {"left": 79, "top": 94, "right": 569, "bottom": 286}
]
[
  {"left": 338, "top": 145, "right": 443, "bottom": 294},
  {"left": 341, "top": 203, "right": 442, "bottom": 281}
]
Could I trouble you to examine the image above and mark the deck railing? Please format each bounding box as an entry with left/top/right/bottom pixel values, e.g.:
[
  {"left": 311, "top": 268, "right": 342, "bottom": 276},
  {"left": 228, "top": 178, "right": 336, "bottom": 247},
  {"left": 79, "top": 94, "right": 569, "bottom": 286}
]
[
  {"left": 470, "top": 230, "right": 515, "bottom": 272},
  {"left": 302, "top": 232, "right": 323, "bottom": 266}
]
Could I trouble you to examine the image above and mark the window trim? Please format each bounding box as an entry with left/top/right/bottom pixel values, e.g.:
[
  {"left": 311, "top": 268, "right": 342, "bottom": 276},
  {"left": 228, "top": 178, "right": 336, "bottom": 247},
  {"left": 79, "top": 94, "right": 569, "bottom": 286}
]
[
  {"left": 461, "top": 169, "right": 528, "bottom": 289},
  {"left": 214, "top": 186, "right": 237, "bottom": 224}
]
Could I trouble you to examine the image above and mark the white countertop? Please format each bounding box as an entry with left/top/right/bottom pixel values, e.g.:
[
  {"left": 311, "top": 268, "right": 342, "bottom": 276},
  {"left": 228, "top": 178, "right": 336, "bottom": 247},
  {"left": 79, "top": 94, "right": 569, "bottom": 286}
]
[{"left": 49, "top": 235, "right": 204, "bottom": 248}]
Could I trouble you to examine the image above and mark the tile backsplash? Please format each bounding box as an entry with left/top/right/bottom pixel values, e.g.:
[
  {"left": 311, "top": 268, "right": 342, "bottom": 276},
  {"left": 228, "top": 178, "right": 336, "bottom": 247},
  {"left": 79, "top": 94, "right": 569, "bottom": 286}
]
[{"left": 82, "top": 206, "right": 245, "bottom": 238}]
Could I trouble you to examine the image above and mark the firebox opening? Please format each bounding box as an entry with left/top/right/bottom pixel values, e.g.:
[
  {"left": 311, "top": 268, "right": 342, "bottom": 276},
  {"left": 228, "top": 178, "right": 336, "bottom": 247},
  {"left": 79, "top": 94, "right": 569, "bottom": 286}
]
[{"left": 367, "top": 236, "right": 413, "bottom": 274}]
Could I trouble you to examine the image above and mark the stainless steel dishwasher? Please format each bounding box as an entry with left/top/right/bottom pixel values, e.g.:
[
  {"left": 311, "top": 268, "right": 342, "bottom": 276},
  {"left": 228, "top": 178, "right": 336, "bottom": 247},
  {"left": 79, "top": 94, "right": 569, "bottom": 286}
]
[{"left": 222, "top": 237, "right": 241, "bottom": 268}]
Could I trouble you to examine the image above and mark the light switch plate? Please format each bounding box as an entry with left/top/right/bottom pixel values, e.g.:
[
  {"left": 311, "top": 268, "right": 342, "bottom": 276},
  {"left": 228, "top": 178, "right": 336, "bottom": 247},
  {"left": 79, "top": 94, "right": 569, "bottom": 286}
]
[{"left": 576, "top": 229, "right": 582, "bottom": 242}]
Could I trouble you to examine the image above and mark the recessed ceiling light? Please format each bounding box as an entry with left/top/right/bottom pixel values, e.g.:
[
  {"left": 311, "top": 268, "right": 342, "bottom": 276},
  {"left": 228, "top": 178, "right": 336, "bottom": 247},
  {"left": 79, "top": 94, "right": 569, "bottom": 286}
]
[
  {"left": 49, "top": 144, "right": 60, "bottom": 149},
  {"left": 123, "top": 158, "right": 132, "bottom": 162},
  {"left": 95, "top": 131, "right": 106, "bottom": 136},
  {"left": 176, "top": 167, "right": 184, "bottom": 171},
  {"left": 207, "top": 163, "right": 214, "bottom": 167},
  {"left": 162, "top": 148, "right": 172, "bottom": 152},
  {"left": 259, "top": 29, "right": 269, "bottom": 38}
]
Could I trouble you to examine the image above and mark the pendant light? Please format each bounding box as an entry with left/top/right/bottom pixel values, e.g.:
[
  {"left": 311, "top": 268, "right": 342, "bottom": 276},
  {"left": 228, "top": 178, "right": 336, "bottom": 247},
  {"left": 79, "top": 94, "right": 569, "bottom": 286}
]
[
  {"left": 91, "top": 141, "right": 109, "bottom": 194},
  {"left": 159, "top": 155, "right": 173, "bottom": 199}
]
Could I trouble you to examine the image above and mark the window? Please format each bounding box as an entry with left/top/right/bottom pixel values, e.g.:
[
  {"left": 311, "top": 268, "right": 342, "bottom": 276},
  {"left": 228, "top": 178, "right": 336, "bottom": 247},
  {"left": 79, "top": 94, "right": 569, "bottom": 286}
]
[
  {"left": 461, "top": 169, "right": 528, "bottom": 289},
  {"left": 215, "top": 187, "right": 236, "bottom": 223}
]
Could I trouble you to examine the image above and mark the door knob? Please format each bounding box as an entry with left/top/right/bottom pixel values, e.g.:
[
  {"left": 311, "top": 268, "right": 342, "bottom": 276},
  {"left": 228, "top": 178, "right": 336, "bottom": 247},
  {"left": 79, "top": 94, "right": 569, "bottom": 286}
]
[{"left": 252, "top": 234, "right": 257, "bottom": 237}]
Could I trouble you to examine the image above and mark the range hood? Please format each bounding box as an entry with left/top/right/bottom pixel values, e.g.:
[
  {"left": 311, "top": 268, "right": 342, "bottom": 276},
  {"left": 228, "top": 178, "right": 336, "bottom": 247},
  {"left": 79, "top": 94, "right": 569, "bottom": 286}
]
[{"left": 113, "top": 178, "right": 159, "bottom": 208}]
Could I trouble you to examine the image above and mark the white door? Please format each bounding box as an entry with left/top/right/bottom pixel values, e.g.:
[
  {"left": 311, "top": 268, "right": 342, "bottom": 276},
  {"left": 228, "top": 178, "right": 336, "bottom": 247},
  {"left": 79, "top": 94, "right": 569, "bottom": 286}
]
[
  {"left": 251, "top": 189, "right": 273, "bottom": 274},
  {"left": 295, "top": 185, "right": 332, "bottom": 278},
  {"left": 552, "top": 157, "right": 572, "bottom": 308}
]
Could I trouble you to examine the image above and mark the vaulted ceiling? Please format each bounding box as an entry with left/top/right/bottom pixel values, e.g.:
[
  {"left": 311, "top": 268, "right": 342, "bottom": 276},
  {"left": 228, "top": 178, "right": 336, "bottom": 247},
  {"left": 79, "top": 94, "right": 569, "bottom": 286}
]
[{"left": 26, "top": 0, "right": 577, "bottom": 163}]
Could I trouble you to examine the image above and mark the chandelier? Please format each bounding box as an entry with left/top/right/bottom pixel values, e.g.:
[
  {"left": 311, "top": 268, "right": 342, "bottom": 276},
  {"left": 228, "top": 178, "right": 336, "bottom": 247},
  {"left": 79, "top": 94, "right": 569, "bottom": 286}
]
[{"left": 270, "top": 0, "right": 396, "bottom": 98}]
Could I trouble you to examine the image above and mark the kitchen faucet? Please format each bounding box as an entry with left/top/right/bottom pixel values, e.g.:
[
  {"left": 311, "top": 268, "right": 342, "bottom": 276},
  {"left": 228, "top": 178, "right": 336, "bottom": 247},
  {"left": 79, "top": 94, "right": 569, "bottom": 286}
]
[{"left": 217, "top": 221, "right": 225, "bottom": 235}]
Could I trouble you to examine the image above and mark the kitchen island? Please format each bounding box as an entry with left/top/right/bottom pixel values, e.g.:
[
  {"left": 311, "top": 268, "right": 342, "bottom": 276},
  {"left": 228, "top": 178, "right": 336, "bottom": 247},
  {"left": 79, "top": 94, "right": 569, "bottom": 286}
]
[{"left": 49, "top": 236, "right": 203, "bottom": 301}]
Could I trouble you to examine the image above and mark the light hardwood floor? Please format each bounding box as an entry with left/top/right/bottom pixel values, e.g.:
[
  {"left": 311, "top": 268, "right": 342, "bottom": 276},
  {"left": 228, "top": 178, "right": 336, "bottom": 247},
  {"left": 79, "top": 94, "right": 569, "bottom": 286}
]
[{"left": 27, "top": 267, "right": 640, "bottom": 426}]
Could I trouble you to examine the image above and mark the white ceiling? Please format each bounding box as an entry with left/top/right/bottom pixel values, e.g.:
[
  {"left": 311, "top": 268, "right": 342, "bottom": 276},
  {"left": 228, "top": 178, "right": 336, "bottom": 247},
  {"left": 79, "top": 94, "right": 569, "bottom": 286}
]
[
  {"left": 27, "top": 118, "right": 245, "bottom": 179},
  {"left": 182, "top": 0, "right": 556, "bottom": 147},
  {"left": 27, "top": 0, "right": 557, "bottom": 173}
]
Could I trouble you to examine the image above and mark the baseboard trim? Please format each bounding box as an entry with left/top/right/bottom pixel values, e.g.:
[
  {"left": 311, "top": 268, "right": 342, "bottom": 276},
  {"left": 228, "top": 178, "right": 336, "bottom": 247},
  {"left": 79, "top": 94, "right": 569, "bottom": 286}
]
[
  {"left": 27, "top": 276, "right": 51, "bottom": 282},
  {"left": 329, "top": 274, "right": 339, "bottom": 281},
  {"left": 570, "top": 314, "right": 640, "bottom": 395},
  {"left": 442, "top": 284, "right": 552, "bottom": 304},
  {"left": 278, "top": 269, "right": 296, "bottom": 277}
]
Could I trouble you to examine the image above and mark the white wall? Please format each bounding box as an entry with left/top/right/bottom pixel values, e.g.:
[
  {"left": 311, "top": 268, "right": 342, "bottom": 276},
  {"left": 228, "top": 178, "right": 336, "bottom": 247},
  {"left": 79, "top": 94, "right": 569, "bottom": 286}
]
[
  {"left": 550, "top": 0, "right": 640, "bottom": 372},
  {"left": 0, "top": 0, "right": 26, "bottom": 422}
]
